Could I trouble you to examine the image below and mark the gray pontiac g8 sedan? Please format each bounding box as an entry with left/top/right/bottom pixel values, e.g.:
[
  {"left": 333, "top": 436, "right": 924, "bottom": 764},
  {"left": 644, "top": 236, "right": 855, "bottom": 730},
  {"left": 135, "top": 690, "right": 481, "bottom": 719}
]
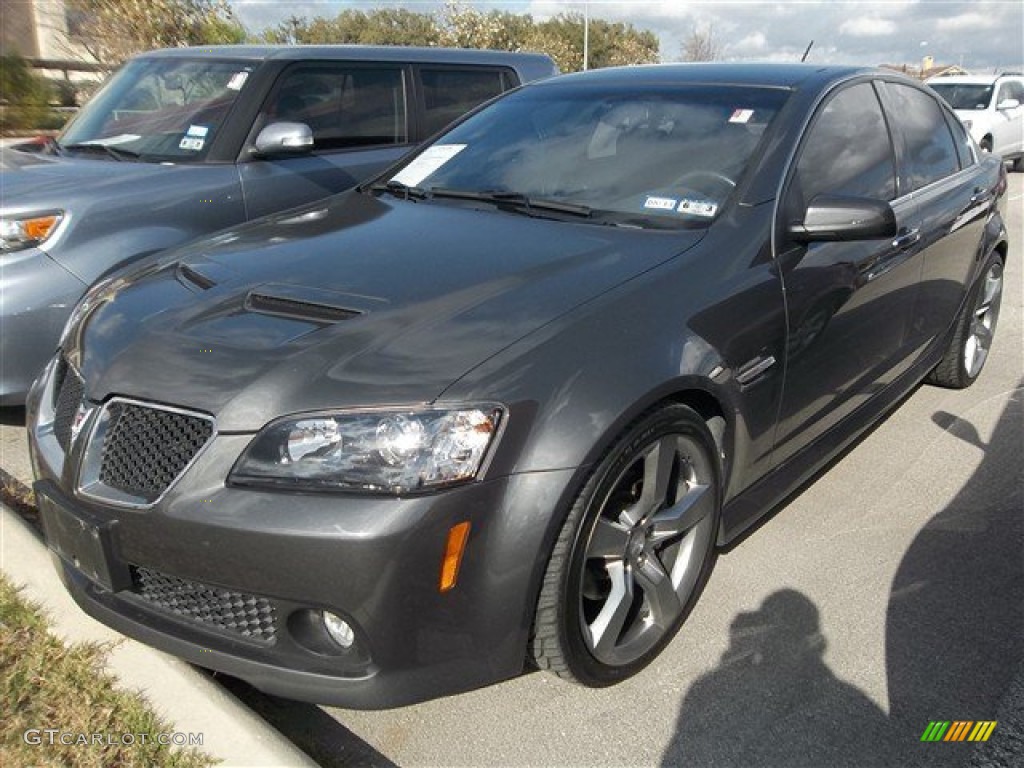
[
  {"left": 0, "top": 45, "right": 556, "bottom": 405},
  {"left": 27, "top": 64, "right": 1007, "bottom": 708}
]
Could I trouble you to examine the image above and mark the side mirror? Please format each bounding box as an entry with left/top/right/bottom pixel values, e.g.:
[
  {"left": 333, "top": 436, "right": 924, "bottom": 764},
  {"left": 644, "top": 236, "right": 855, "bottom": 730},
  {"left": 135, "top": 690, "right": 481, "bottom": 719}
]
[
  {"left": 996, "top": 98, "right": 1021, "bottom": 111},
  {"left": 788, "top": 195, "right": 898, "bottom": 243},
  {"left": 253, "top": 122, "right": 314, "bottom": 157}
]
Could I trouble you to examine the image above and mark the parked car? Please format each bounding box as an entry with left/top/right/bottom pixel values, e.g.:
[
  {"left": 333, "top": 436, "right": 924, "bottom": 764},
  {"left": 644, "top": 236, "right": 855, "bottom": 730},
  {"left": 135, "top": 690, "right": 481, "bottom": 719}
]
[
  {"left": 0, "top": 45, "right": 557, "bottom": 406},
  {"left": 928, "top": 72, "right": 1024, "bottom": 168},
  {"left": 27, "top": 63, "right": 1007, "bottom": 708}
]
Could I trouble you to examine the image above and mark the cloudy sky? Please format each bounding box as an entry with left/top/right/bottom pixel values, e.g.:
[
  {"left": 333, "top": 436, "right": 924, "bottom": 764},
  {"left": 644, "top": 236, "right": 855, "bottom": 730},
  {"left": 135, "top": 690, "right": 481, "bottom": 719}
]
[{"left": 231, "top": 0, "right": 1023, "bottom": 71}]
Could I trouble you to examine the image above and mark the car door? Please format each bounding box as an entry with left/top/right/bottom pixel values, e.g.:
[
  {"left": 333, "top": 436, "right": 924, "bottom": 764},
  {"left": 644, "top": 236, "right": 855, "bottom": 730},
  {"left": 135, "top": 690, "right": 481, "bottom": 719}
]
[
  {"left": 877, "top": 80, "right": 991, "bottom": 359},
  {"left": 238, "top": 62, "right": 413, "bottom": 220},
  {"left": 771, "top": 79, "right": 921, "bottom": 465},
  {"left": 990, "top": 78, "right": 1024, "bottom": 158}
]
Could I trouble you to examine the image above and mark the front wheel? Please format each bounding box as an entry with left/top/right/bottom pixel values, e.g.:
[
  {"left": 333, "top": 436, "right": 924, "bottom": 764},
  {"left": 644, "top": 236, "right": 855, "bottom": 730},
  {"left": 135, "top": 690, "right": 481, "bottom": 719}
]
[
  {"left": 530, "top": 404, "right": 721, "bottom": 686},
  {"left": 927, "top": 250, "right": 1004, "bottom": 389}
]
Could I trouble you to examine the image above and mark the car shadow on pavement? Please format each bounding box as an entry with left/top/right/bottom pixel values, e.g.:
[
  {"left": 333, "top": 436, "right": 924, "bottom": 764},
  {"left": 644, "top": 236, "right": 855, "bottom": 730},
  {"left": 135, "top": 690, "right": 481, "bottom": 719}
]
[
  {"left": 212, "top": 674, "right": 399, "bottom": 768},
  {"left": 662, "top": 385, "right": 1023, "bottom": 767}
]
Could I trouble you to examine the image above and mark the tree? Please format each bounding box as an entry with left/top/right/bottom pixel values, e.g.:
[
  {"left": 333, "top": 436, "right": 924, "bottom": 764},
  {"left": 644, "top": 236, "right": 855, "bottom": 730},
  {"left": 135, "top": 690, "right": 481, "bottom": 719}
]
[
  {"left": 256, "top": 4, "right": 660, "bottom": 74},
  {"left": 66, "top": 0, "right": 246, "bottom": 70},
  {"left": 680, "top": 24, "right": 722, "bottom": 62},
  {"left": 0, "top": 54, "right": 54, "bottom": 131}
]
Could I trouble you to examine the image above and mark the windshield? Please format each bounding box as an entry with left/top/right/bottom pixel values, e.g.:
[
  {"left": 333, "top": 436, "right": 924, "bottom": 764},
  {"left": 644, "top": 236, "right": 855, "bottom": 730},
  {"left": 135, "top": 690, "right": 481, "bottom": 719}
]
[
  {"left": 929, "top": 83, "right": 994, "bottom": 111},
  {"left": 380, "top": 83, "right": 788, "bottom": 229},
  {"left": 59, "top": 57, "right": 255, "bottom": 162}
]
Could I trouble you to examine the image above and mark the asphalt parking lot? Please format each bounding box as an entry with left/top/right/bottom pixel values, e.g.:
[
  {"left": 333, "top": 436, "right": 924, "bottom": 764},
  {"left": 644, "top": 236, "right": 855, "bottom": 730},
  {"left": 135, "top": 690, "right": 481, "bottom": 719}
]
[{"left": 2, "top": 175, "right": 1021, "bottom": 768}]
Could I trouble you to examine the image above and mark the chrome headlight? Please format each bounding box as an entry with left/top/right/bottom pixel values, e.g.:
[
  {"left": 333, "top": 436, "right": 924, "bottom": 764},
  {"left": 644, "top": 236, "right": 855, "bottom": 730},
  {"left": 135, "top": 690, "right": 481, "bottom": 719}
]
[
  {"left": 0, "top": 211, "right": 63, "bottom": 252},
  {"left": 230, "top": 406, "right": 503, "bottom": 494}
]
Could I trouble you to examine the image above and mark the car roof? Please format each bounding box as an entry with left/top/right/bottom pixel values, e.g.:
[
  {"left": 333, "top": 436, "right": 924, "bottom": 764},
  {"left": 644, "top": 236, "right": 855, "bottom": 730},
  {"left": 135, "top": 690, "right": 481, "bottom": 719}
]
[
  {"left": 531, "top": 62, "right": 874, "bottom": 91},
  {"left": 137, "top": 44, "right": 555, "bottom": 72}
]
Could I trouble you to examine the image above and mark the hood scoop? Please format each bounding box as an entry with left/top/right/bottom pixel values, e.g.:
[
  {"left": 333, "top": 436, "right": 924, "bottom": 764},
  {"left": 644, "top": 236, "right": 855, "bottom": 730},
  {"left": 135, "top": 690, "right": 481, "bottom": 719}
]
[{"left": 244, "top": 283, "right": 379, "bottom": 324}]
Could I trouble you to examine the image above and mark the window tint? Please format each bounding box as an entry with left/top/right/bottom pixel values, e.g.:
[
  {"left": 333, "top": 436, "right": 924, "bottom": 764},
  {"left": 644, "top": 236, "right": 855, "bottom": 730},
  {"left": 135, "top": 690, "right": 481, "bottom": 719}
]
[
  {"left": 944, "top": 108, "right": 976, "bottom": 168},
  {"left": 420, "top": 68, "right": 510, "bottom": 136},
  {"left": 263, "top": 65, "right": 406, "bottom": 150},
  {"left": 791, "top": 82, "right": 896, "bottom": 209},
  {"left": 882, "top": 83, "right": 960, "bottom": 190}
]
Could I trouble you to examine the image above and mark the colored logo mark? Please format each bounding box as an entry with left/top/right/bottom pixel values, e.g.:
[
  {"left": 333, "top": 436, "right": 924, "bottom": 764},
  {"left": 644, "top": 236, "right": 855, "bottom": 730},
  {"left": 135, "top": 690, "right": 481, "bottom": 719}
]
[{"left": 920, "top": 721, "right": 997, "bottom": 742}]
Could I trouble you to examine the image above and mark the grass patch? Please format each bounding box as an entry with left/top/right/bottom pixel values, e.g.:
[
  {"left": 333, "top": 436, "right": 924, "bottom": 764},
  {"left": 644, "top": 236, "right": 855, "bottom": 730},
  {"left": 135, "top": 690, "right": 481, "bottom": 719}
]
[{"left": 0, "top": 573, "right": 216, "bottom": 767}]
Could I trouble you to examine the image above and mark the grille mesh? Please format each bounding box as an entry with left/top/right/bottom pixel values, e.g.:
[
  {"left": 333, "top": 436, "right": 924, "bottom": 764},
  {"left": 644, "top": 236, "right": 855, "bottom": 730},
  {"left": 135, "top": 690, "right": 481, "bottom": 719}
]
[
  {"left": 98, "top": 403, "right": 213, "bottom": 499},
  {"left": 53, "top": 359, "right": 84, "bottom": 453},
  {"left": 131, "top": 566, "right": 277, "bottom": 643}
]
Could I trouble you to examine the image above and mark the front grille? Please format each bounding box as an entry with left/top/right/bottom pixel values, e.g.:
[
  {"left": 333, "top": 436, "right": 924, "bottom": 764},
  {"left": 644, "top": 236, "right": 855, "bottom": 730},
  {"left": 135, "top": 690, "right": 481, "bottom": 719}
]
[
  {"left": 131, "top": 566, "right": 277, "bottom": 643},
  {"left": 52, "top": 358, "right": 84, "bottom": 453},
  {"left": 98, "top": 403, "right": 213, "bottom": 499}
]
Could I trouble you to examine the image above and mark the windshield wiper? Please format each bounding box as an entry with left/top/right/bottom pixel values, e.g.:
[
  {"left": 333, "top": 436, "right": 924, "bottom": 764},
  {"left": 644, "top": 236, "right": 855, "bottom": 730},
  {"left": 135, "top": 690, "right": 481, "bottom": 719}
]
[
  {"left": 62, "top": 142, "right": 142, "bottom": 162},
  {"left": 369, "top": 179, "right": 429, "bottom": 200},
  {"left": 430, "top": 188, "right": 594, "bottom": 218}
]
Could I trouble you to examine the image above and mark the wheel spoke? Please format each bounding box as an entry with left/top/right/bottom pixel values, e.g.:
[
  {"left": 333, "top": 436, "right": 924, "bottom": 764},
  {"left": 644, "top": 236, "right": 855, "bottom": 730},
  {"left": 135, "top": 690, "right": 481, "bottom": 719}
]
[
  {"left": 972, "top": 321, "right": 994, "bottom": 351},
  {"left": 587, "top": 561, "right": 635, "bottom": 656},
  {"left": 648, "top": 483, "right": 712, "bottom": 545},
  {"left": 631, "top": 437, "right": 676, "bottom": 521},
  {"left": 587, "top": 517, "right": 630, "bottom": 559},
  {"left": 634, "top": 555, "right": 682, "bottom": 628}
]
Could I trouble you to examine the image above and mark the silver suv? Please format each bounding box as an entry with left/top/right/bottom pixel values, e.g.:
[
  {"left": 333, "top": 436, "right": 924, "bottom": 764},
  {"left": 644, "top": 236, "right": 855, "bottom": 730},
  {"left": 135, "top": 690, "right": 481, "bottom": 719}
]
[
  {"left": 0, "top": 45, "right": 556, "bottom": 405},
  {"left": 928, "top": 72, "right": 1024, "bottom": 169}
]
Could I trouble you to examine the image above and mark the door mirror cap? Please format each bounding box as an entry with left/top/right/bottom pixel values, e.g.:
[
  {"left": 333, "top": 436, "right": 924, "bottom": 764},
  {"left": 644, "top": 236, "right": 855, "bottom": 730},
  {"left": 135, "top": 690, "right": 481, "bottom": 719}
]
[
  {"left": 253, "top": 122, "right": 314, "bottom": 156},
  {"left": 996, "top": 98, "right": 1021, "bottom": 111},
  {"left": 789, "top": 195, "right": 898, "bottom": 243}
]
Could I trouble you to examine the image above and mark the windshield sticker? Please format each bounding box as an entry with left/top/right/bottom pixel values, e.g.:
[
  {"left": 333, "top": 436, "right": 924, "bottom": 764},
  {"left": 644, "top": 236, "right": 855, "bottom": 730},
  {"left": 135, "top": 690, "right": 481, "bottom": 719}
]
[
  {"left": 83, "top": 134, "right": 140, "bottom": 146},
  {"left": 644, "top": 195, "right": 679, "bottom": 211},
  {"left": 227, "top": 71, "right": 249, "bottom": 91},
  {"left": 186, "top": 124, "right": 209, "bottom": 138},
  {"left": 391, "top": 144, "right": 467, "bottom": 187},
  {"left": 678, "top": 198, "right": 718, "bottom": 217},
  {"left": 729, "top": 109, "right": 755, "bottom": 124},
  {"left": 178, "top": 136, "right": 205, "bottom": 151}
]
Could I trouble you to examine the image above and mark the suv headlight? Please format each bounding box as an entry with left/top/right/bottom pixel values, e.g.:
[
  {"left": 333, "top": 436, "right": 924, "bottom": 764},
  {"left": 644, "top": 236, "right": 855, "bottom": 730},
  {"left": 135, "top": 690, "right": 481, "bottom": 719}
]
[
  {"left": 230, "top": 406, "right": 503, "bottom": 494},
  {"left": 0, "top": 211, "right": 63, "bottom": 252}
]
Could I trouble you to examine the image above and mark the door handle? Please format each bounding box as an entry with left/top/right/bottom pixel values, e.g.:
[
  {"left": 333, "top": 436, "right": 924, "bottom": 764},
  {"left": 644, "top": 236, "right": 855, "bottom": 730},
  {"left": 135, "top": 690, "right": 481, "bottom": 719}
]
[
  {"left": 970, "top": 187, "right": 994, "bottom": 206},
  {"left": 892, "top": 228, "right": 921, "bottom": 250}
]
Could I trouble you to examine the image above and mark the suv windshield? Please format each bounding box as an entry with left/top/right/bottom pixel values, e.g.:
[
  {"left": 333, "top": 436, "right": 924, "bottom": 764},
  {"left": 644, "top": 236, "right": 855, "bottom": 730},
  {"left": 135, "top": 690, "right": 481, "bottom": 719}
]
[
  {"left": 59, "top": 57, "right": 254, "bottom": 162},
  {"left": 381, "top": 83, "right": 788, "bottom": 229},
  {"left": 929, "top": 83, "right": 994, "bottom": 111}
]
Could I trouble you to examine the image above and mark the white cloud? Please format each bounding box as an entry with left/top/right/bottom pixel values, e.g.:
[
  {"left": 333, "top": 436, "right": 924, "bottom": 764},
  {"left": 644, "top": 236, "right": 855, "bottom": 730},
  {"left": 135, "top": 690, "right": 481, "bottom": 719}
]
[
  {"left": 936, "top": 12, "right": 1000, "bottom": 32},
  {"left": 733, "top": 31, "right": 767, "bottom": 53},
  {"left": 839, "top": 17, "right": 897, "bottom": 37}
]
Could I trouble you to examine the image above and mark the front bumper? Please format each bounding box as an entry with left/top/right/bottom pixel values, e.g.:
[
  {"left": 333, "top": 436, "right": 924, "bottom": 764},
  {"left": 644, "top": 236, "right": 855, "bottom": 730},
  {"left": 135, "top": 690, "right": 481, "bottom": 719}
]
[
  {"left": 27, "top": 355, "right": 576, "bottom": 708},
  {"left": 0, "top": 247, "right": 86, "bottom": 405}
]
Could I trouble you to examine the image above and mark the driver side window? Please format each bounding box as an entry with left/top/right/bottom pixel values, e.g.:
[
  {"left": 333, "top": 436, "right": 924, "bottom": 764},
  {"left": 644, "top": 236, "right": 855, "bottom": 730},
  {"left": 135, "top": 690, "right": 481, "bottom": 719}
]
[{"left": 790, "top": 82, "right": 897, "bottom": 216}]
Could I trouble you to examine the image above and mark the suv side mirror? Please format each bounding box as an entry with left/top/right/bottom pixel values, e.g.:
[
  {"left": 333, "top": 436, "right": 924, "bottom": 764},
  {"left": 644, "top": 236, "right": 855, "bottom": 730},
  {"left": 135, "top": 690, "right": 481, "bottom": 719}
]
[
  {"left": 788, "top": 195, "right": 898, "bottom": 242},
  {"left": 253, "top": 122, "right": 314, "bottom": 157},
  {"left": 996, "top": 98, "right": 1021, "bottom": 111}
]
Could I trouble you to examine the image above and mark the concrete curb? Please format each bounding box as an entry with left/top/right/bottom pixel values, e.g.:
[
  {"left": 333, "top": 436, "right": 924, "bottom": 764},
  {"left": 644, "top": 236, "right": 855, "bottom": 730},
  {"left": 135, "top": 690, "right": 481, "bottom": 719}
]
[{"left": 1, "top": 499, "right": 317, "bottom": 768}]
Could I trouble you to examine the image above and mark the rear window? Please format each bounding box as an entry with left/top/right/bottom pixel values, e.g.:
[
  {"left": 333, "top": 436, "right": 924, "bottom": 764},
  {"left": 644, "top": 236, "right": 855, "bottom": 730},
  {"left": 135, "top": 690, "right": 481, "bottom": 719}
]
[{"left": 420, "top": 68, "right": 512, "bottom": 136}]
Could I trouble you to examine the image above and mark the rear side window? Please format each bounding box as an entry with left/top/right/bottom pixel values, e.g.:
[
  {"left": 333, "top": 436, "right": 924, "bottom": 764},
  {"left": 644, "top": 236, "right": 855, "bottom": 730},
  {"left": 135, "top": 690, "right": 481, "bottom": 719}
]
[
  {"left": 419, "top": 68, "right": 512, "bottom": 136},
  {"left": 881, "top": 83, "right": 960, "bottom": 190},
  {"left": 790, "top": 82, "right": 896, "bottom": 209},
  {"left": 263, "top": 65, "right": 407, "bottom": 150}
]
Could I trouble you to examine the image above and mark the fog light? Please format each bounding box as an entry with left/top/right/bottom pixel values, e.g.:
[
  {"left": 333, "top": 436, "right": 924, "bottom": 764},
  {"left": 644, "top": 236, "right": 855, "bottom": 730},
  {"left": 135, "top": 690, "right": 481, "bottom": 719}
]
[{"left": 322, "top": 611, "right": 355, "bottom": 649}]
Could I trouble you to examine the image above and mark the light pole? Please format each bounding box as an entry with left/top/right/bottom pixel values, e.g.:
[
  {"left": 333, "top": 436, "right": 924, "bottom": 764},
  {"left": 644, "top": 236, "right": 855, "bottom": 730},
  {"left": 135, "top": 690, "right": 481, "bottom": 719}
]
[{"left": 583, "top": 1, "right": 589, "bottom": 71}]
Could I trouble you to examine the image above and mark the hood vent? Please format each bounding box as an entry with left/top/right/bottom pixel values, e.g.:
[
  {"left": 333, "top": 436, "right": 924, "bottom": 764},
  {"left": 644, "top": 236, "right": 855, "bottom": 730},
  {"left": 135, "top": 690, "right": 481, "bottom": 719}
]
[
  {"left": 244, "top": 284, "right": 364, "bottom": 324},
  {"left": 176, "top": 262, "right": 218, "bottom": 291}
]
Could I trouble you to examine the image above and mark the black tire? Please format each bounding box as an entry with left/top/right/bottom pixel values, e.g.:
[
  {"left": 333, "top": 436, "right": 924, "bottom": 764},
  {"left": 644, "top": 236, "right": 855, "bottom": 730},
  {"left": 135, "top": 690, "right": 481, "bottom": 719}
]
[
  {"left": 530, "top": 403, "right": 721, "bottom": 686},
  {"left": 927, "top": 250, "right": 1004, "bottom": 389}
]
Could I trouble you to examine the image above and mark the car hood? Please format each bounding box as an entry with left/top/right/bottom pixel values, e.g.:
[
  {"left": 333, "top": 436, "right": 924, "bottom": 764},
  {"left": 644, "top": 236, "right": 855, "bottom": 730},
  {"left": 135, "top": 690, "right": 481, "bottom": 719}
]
[
  {"left": 72, "top": 192, "right": 703, "bottom": 431},
  {"left": 0, "top": 146, "right": 185, "bottom": 203}
]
